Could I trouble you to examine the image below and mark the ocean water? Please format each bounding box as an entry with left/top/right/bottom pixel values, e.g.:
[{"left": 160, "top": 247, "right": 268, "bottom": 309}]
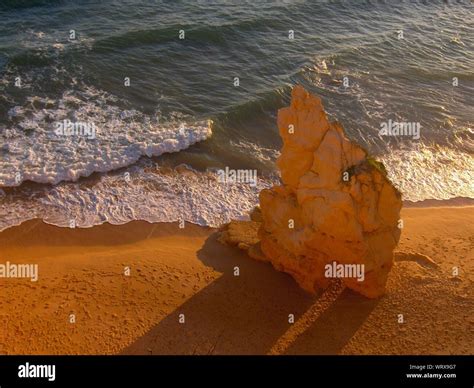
[{"left": 0, "top": 0, "right": 472, "bottom": 230}]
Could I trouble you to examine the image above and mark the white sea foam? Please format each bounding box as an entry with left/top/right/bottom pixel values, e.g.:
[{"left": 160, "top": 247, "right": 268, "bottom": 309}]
[
  {"left": 0, "top": 163, "right": 275, "bottom": 231},
  {"left": 380, "top": 143, "right": 474, "bottom": 202},
  {"left": 0, "top": 141, "right": 472, "bottom": 232},
  {"left": 0, "top": 86, "right": 212, "bottom": 186},
  {"left": 230, "top": 139, "right": 280, "bottom": 163}
]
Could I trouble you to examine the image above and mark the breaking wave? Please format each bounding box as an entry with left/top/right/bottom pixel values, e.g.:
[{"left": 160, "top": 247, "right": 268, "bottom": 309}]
[{"left": 0, "top": 85, "right": 212, "bottom": 186}]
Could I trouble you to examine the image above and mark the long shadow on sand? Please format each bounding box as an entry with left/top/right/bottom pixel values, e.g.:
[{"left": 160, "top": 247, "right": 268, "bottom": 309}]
[
  {"left": 283, "top": 288, "right": 379, "bottom": 354},
  {"left": 121, "top": 233, "right": 379, "bottom": 355}
]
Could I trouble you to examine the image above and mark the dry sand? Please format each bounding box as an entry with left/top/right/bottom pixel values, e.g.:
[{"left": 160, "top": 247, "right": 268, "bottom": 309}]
[{"left": 0, "top": 206, "right": 472, "bottom": 355}]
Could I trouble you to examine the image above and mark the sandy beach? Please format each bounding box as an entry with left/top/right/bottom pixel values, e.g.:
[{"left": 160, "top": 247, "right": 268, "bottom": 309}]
[{"left": 0, "top": 205, "right": 472, "bottom": 355}]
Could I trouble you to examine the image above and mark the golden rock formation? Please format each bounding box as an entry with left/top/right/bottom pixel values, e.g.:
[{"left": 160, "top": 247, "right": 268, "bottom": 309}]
[{"left": 220, "top": 85, "right": 402, "bottom": 298}]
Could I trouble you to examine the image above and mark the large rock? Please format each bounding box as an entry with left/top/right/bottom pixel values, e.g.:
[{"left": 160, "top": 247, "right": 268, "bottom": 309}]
[{"left": 220, "top": 86, "right": 402, "bottom": 298}]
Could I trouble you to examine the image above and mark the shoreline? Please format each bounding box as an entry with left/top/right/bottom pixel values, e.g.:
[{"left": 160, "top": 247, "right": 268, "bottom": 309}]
[
  {"left": 1, "top": 196, "right": 473, "bottom": 234},
  {"left": 403, "top": 197, "right": 474, "bottom": 208},
  {"left": 0, "top": 206, "right": 472, "bottom": 355}
]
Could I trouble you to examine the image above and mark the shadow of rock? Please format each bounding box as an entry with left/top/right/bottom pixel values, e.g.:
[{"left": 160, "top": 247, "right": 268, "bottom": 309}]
[
  {"left": 283, "top": 289, "right": 379, "bottom": 355},
  {"left": 122, "top": 233, "right": 379, "bottom": 355},
  {"left": 122, "top": 233, "right": 314, "bottom": 354}
]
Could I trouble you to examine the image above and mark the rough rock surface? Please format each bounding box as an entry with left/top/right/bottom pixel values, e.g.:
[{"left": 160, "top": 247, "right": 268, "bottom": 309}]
[{"left": 220, "top": 86, "right": 402, "bottom": 298}]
